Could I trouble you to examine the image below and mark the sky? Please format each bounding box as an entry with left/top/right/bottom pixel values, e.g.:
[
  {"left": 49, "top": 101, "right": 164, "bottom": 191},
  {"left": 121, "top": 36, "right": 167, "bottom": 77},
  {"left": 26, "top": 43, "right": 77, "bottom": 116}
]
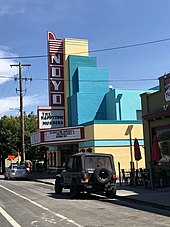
[{"left": 1, "top": 0, "right": 170, "bottom": 117}]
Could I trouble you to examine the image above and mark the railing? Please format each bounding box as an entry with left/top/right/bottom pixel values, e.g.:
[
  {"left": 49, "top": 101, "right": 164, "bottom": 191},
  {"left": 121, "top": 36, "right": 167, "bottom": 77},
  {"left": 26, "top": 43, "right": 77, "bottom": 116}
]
[{"left": 120, "top": 167, "right": 170, "bottom": 188}]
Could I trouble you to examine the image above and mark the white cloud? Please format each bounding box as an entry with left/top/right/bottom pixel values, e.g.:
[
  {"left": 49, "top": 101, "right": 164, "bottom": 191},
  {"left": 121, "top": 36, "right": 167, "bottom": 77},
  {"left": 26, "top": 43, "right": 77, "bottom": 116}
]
[
  {"left": 24, "top": 94, "right": 47, "bottom": 109},
  {"left": 0, "top": 94, "right": 47, "bottom": 117},
  {"left": 0, "top": 47, "right": 18, "bottom": 84},
  {"left": 0, "top": 0, "right": 26, "bottom": 16},
  {"left": 0, "top": 46, "right": 48, "bottom": 118}
]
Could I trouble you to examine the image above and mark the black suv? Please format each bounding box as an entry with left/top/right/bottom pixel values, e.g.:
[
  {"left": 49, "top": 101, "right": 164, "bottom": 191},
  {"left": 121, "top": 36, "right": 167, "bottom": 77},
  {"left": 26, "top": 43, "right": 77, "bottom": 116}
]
[{"left": 55, "top": 152, "right": 117, "bottom": 198}]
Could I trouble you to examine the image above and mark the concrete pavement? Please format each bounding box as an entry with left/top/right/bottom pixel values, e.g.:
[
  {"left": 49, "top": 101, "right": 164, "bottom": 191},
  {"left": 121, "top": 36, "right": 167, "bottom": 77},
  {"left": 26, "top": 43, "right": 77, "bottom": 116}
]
[{"left": 27, "top": 171, "right": 170, "bottom": 211}]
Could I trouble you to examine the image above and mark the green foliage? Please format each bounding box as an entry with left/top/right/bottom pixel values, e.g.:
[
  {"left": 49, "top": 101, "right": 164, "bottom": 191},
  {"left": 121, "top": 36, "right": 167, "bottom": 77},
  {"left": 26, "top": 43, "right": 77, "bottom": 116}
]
[
  {"left": 0, "top": 115, "right": 20, "bottom": 155},
  {"left": 0, "top": 112, "right": 43, "bottom": 161}
]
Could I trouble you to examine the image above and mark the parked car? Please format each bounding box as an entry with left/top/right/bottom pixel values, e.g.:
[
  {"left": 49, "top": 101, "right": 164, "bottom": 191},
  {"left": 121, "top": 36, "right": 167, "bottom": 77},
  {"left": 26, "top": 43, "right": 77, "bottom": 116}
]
[
  {"left": 55, "top": 152, "right": 117, "bottom": 198},
  {"left": 4, "top": 164, "right": 28, "bottom": 180}
]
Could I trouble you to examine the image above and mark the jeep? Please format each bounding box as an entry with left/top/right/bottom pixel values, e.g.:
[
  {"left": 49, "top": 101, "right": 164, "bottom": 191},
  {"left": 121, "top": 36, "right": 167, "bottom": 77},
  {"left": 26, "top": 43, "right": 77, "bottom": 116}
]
[{"left": 54, "top": 152, "right": 117, "bottom": 198}]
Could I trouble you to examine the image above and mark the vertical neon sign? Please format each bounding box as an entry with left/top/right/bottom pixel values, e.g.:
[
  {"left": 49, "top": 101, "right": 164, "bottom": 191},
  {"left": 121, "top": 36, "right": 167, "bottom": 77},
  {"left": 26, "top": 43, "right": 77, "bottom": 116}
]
[{"left": 47, "top": 32, "right": 65, "bottom": 125}]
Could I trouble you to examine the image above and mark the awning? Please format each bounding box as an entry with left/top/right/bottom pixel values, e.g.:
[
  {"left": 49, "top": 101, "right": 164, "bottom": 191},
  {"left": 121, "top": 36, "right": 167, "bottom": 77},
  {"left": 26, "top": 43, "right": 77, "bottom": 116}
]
[{"left": 143, "top": 109, "right": 170, "bottom": 121}]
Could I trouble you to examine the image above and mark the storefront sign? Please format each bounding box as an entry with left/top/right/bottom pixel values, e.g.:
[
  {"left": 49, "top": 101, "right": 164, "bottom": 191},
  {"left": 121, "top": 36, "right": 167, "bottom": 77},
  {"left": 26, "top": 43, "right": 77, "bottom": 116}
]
[
  {"left": 38, "top": 107, "right": 64, "bottom": 129},
  {"left": 31, "top": 126, "right": 84, "bottom": 146},
  {"left": 164, "top": 75, "right": 170, "bottom": 101},
  {"left": 44, "top": 127, "right": 82, "bottom": 142},
  {"left": 31, "top": 131, "right": 41, "bottom": 146}
]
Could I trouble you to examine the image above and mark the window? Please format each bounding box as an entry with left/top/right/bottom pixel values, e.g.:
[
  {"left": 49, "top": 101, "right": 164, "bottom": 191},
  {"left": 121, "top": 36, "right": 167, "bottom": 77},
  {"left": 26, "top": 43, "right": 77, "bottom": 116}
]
[
  {"left": 85, "top": 156, "right": 112, "bottom": 170},
  {"left": 67, "top": 157, "right": 73, "bottom": 171},
  {"left": 73, "top": 156, "right": 82, "bottom": 172},
  {"left": 157, "top": 128, "right": 170, "bottom": 162}
]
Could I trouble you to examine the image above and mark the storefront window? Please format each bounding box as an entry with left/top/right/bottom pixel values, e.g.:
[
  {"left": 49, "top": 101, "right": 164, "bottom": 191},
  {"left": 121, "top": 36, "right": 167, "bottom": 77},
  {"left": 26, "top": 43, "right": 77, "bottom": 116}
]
[{"left": 157, "top": 128, "right": 170, "bottom": 162}]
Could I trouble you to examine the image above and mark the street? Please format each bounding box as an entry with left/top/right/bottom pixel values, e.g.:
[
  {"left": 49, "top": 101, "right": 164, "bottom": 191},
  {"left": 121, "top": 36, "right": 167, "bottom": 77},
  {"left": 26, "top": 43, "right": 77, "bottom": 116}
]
[{"left": 0, "top": 177, "right": 170, "bottom": 227}]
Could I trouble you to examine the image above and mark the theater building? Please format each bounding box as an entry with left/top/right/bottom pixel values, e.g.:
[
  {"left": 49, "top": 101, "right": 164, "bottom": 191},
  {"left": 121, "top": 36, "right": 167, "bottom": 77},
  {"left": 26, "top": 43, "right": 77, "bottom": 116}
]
[{"left": 31, "top": 32, "right": 157, "bottom": 173}]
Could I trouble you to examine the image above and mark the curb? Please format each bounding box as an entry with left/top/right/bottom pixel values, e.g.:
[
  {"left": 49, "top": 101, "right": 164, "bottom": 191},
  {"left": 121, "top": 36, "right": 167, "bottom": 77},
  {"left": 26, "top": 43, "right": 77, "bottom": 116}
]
[{"left": 115, "top": 195, "right": 170, "bottom": 211}]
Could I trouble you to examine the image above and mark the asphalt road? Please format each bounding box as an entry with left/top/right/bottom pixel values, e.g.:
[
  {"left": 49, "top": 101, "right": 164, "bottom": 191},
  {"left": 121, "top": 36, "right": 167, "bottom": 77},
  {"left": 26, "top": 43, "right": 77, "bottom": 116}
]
[{"left": 0, "top": 178, "right": 170, "bottom": 227}]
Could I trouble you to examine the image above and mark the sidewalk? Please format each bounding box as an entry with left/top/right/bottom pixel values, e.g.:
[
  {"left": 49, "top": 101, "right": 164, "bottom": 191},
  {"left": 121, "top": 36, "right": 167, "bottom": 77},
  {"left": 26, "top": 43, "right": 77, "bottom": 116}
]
[
  {"left": 27, "top": 171, "right": 170, "bottom": 211},
  {"left": 116, "top": 185, "right": 170, "bottom": 211}
]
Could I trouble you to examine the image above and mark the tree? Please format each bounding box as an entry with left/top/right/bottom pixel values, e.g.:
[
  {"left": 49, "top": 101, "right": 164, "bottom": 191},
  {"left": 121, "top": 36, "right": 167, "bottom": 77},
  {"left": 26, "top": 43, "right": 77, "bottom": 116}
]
[
  {"left": 24, "top": 112, "right": 44, "bottom": 161},
  {"left": 0, "top": 112, "right": 43, "bottom": 162},
  {"left": 0, "top": 115, "right": 20, "bottom": 156}
]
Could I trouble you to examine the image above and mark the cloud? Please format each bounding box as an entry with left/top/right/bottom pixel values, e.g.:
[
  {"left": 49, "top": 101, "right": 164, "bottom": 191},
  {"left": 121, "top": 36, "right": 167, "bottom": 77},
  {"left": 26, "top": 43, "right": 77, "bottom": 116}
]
[
  {"left": 0, "top": 47, "right": 18, "bottom": 84},
  {"left": 0, "top": 0, "right": 26, "bottom": 16},
  {"left": 0, "top": 94, "right": 47, "bottom": 117},
  {"left": 0, "top": 46, "right": 48, "bottom": 118}
]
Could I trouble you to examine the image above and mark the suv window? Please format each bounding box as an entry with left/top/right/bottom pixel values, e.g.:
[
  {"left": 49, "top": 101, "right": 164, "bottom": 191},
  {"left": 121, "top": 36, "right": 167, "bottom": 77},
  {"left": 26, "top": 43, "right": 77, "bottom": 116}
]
[
  {"left": 85, "top": 156, "right": 112, "bottom": 170},
  {"left": 73, "top": 156, "right": 82, "bottom": 172},
  {"left": 17, "top": 165, "right": 26, "bottom": 170},
  {"left": 10, "top": 165, "right": 18, "bottom": 169},
  {"left": 67, "top": 157, "right": 74, "bottom": 171}
]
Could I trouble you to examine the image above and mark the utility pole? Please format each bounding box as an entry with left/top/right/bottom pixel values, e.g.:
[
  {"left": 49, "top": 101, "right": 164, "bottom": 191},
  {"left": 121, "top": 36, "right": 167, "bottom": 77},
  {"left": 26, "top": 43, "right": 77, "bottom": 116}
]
[{"left": 10, "top": 62, "right": 31, "bottom": 164}]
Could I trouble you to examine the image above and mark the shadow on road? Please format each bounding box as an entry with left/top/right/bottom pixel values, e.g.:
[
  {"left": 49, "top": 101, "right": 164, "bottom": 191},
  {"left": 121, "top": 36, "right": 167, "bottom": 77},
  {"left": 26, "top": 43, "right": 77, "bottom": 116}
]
[
  {"left": 47, "top": 191, "right": 170, "bottom": 217},
  {"left": 48, "top": 191, "right": 101, "bottom": 200}
]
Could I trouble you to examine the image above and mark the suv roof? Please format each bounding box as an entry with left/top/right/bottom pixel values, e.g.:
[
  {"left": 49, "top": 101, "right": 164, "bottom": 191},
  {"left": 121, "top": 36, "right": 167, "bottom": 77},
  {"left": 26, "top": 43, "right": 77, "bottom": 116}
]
[{"left": 72, "top": 152, "right": 113, "bottom": 157}]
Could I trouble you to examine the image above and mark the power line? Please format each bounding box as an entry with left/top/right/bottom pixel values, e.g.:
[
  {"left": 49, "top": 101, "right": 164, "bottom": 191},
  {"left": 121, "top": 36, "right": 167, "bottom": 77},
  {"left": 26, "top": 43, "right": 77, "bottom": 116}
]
[
  {"left": 0, "top": 76, "right": 14, "bottom": 79},
  {"left": 0, "top": 75, "right": 158, "bottom": 82},
  {"left": 89, "top": 37, "right": 170, "bottom": 53},
  {"left": 1, "top": 37, "right": 170, "bottom": 60}
]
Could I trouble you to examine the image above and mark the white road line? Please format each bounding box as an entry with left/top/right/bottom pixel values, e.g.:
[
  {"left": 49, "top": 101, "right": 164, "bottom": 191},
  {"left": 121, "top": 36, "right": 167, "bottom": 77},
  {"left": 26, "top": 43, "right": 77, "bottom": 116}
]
[
  {"left": 0, "top": 185, "right": 83, "bottom": 227},
  {"left": 0, "top": 206, "right": 21, "bottom": 227}
]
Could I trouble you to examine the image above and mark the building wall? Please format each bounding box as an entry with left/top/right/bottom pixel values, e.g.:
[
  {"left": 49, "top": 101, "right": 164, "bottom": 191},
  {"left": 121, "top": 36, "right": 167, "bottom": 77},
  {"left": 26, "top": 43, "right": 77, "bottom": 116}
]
[
  {"left": 141, "top": 75, "right": 170, "bottom": 168},
  {"left": 66, "top": 53, "right": 158, "bottom": 174},
  {"left": 63, "top": 38, "right": 89, "bottom": 126},
  {"left": 42, "top": 32, "right": 162, "bottom": 175},
  {"left": 105, "top": 89, "right": 150, "bottom": 121},
  {"left": 68, "top": 55, "right": 97, "bottom": 96},
  {"left": 68, "top": 61, "right": 152, "bottom": 125},
  {"left": 68, "top": 66, "right": 109, "bottom": 126},
  {"left": 80, "top": 121, "right": 145, "bottom": 173}
]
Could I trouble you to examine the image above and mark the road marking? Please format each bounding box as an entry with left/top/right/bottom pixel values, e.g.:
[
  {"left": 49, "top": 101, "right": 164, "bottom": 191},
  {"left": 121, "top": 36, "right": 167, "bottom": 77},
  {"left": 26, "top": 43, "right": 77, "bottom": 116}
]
[
  {"left": 0, "top": 185, "right": 83, "bottom": 227},
  {"left": 0, "top": 206, "right": 21, "bottom": 227}
]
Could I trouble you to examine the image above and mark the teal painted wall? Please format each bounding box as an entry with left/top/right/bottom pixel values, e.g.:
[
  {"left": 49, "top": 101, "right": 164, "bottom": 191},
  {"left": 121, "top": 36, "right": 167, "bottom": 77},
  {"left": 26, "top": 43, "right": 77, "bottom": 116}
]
[
  {"left": 75, "top": 67, "right": 109, "bottom": 94},
  {"left": 79, "top": 139, "right": 144, "bottom": 148},
  {"left": 68, "top": 66, "right": 109, "bottom": 126},
  {"left": 105, "top": 88, "right": 157, "bottom": 121},
  {"left": 68, "top": 55, "right": 96, "bottom": 96},
  {"left": 68, "top": 95, "right": 78, "bottom": 126},
  {"left": 67, "top": 55, "right": 158, "bottom": 126},
  {"left": 105, "top": 90, "right": 117, "bottom": 120}
]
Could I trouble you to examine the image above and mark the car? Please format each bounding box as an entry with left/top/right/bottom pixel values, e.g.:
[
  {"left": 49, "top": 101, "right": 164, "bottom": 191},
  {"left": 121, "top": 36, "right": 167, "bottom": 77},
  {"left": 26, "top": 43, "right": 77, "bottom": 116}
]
[
  {"left": 4, "top": 164, "right": 28, "bottom": 180},
  {"left": 54, "top": 152, "right": 117, "bottom": 199}
]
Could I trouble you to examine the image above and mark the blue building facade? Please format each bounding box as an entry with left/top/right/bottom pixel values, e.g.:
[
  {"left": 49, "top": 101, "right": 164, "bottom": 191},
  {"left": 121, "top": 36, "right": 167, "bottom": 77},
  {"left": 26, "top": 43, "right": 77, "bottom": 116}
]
[
  {"left": 65, "top": 54, "right": 158, "bottom": 172},
  {"left": 67, "top": 55, "right": 152, "bottom": 125}
]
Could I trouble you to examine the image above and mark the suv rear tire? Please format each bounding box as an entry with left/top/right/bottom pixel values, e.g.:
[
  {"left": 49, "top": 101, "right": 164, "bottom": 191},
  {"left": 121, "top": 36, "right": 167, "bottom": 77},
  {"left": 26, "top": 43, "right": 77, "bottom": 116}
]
[
  {"left": 55, "top": 178, "right": 63, "bottom": 194},
  {"left": 94, "top": 168, "right": 111, "bottom": 184},
  {"left": 70, "top": 180, "right": 80, "bottom": 199},
  {"left": 106, "top": 189, "right": 116, "bottom": 198}
]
